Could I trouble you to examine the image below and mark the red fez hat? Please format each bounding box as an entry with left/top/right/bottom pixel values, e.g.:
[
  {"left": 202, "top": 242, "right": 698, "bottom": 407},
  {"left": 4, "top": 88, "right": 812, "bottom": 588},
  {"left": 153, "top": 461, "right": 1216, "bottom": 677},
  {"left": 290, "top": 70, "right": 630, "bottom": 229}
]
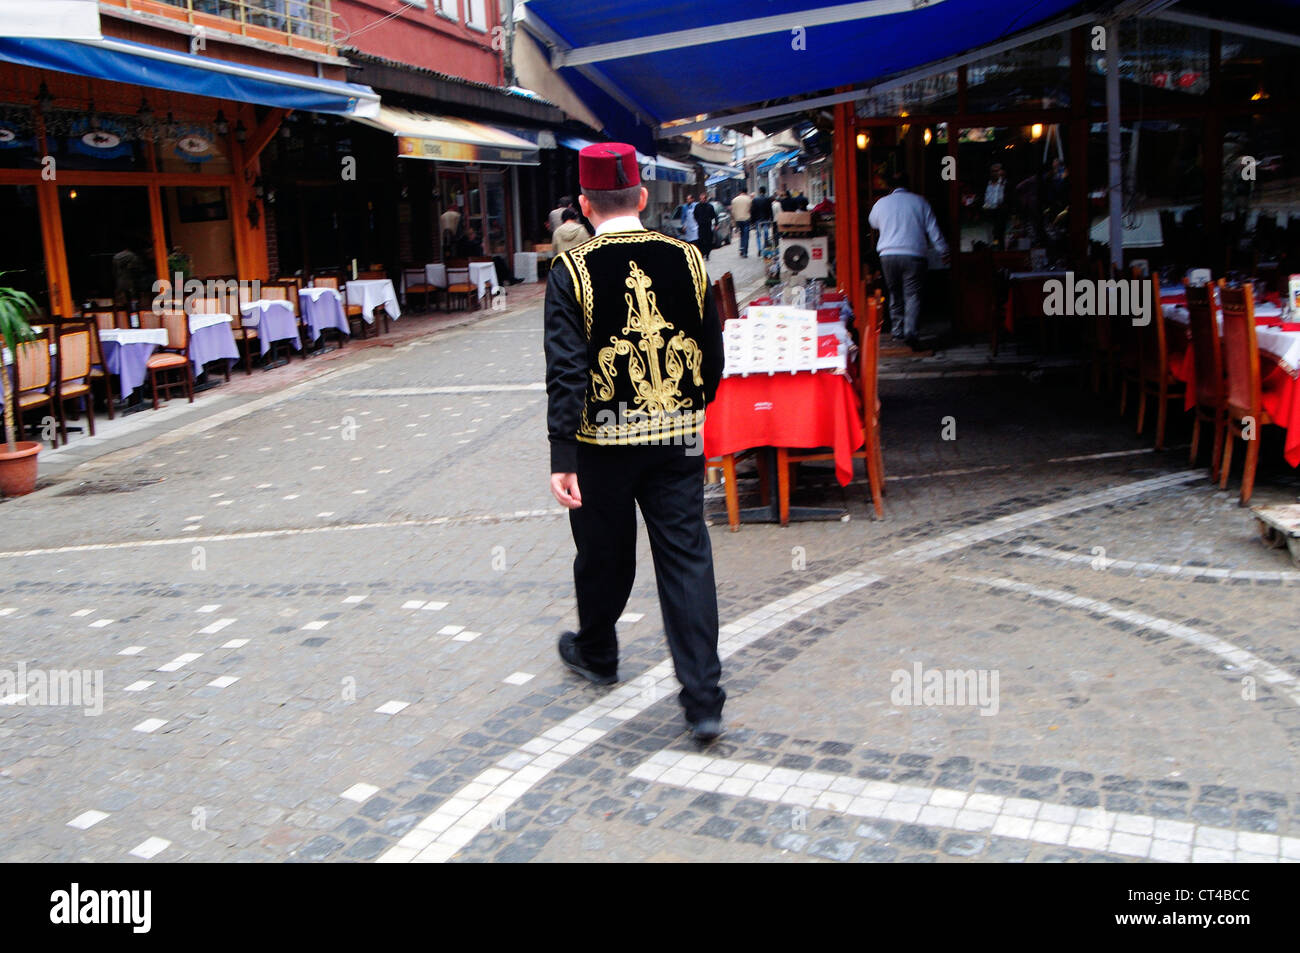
[{"left": 579, "top": 142, "right": 640, "bottom": 191}]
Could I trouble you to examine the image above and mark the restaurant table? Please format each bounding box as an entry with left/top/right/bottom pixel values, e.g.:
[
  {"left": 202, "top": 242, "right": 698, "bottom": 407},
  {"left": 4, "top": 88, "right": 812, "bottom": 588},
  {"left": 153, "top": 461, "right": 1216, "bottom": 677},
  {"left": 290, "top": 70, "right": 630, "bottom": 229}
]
[
  {"left": 1003, "top": 270, "right": 1070, "bottom": 333},
  {"left": 298, "top": 287, "right": 350, "bottom": 343},
  {"left": 423, "top": 262, "right": 498, "bottom": 301},
  {"left": 98, "top": 328, "right": 167, "bottom": 399},
  {"left": 1164, "top": 300, "right": 1300, "bottom": 467},
  {"left": 239, "top": 300, "right": 302, "bottom": 358},
  {"left": 702, "top": 370, "right": 863, "bottom": 523},
  {"left": 346, "top": 279, "right": 402, "bottom": 324},
  {"left": 187, "top": 313, "right": 239, "bottom": 377}
]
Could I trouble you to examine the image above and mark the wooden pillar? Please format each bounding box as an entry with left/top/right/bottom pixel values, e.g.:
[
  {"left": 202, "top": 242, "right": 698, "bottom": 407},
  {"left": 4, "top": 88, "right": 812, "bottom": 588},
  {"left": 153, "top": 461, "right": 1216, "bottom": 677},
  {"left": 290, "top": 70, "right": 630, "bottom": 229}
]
[
  {"left": 36, "top": 180, "right": 73, "bottom": 317},
  {"left": 833, "top": 98, "right": 863, "bottom": 321},
  {"left": 148, "top": 183, "right": 169, "bottom": 289}
]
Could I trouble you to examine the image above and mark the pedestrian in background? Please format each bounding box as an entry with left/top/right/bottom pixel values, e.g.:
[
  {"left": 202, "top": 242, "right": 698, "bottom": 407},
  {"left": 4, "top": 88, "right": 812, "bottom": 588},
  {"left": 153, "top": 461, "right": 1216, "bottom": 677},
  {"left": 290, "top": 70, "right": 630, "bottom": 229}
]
[
  {"left": 693, "top": 190, "right": 716, "bottom": 261},
  {"left": 551, "top": 208, "right": 591, "bottom": 256},
  {"left": 544, "top": 142, "right": 727, "bottom": 742},
  {"left": 679, "top": 193, "right": 699, "bottom": 244},
  {"left": 547, "top": 195, "right": 574, "bottom": 236},
  {"left": 867, "top": 171, "right": 949, "bottom": 351},
  {"left": 730, "top": 188, "right": 753, "bottom": 258},
  {"left": 751, "top": 187, "right": 773, "bottom": 255}
]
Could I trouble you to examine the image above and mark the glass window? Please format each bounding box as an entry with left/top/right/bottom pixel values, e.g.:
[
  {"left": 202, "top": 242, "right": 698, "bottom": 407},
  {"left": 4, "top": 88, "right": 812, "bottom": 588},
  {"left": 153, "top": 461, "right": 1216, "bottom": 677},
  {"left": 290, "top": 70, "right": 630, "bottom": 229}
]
[
  {"left": 0, "top": 186, "right": 49, "bottom": 315},
  {"left": 1222, "top": 114, "right": 1300, "bottom": 267},
  {"left": 436, "top": 0, "right": 459, "bottom": 20},
  {"left": 1092, "top": 20, "right": 1210, "bottom": 111},
  {"left": 965, "top": 34, "right": 1071, "bottom": 112},
  {"left": 466, "top": 0, "right": 488, "bottom": 32},
  {"left": 58, "top": 186, "right": 156, "bottom": 309}
]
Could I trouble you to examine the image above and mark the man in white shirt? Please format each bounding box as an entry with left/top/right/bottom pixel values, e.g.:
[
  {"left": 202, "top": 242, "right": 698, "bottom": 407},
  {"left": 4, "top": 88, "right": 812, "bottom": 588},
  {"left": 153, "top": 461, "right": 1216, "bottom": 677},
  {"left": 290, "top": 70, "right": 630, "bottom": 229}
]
[
  {"left": 679, "top": 194, "right": 700, "bottom": 243},
  {"left": 730, "top": 189, "right": 753, "bottom": 257},
  {"left": 867, "top": 172, "right": 949, "bottom": 349}
]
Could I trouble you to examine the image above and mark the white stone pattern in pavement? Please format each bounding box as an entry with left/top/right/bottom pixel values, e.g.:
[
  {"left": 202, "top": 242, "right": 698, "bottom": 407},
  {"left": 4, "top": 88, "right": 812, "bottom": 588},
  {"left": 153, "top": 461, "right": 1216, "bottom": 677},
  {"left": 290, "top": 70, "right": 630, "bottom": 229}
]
[
  {"left": 1014, "top": 543, "right": 1300, "bottom": 583},
  {"left": 956, "top": 575, "right": 1300, "bottom": 706},
  {"left": 376, "top": 469, "right": 1213, "bottom": 863},
  {"left": 377, "top": 571, "right": 881, "bottom": 863},
  {"left": 630, "top": 751, "right": 1300, "bottom": 863}
]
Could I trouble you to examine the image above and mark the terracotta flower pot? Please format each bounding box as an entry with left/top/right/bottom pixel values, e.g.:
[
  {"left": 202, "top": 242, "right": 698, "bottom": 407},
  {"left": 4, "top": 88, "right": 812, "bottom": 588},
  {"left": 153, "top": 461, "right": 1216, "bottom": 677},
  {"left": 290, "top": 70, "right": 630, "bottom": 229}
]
[{"left": 0, "top": 441, "right": 40, "bottom": 497}]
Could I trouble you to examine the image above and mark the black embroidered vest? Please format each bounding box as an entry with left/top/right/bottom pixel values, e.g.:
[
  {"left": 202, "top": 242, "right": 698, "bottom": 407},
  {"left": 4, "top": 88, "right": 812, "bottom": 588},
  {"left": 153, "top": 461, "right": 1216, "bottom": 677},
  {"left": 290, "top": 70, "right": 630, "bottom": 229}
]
[{"left": 555, "top": 231, "right": 710, "bottom": 445}]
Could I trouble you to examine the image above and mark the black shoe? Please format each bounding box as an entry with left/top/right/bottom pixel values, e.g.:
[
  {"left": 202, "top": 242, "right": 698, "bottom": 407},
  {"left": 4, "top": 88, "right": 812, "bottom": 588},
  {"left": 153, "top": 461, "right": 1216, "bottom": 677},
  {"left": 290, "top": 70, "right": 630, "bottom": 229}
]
[
  {"left": 557, "top": 631, "right": 617, "bottom": 686},
  {"left": 905, "top": 336, "right": 924, "bottom": 352},
  {"left": 687, "top": 716, "right": 724, "bottom": 743}
]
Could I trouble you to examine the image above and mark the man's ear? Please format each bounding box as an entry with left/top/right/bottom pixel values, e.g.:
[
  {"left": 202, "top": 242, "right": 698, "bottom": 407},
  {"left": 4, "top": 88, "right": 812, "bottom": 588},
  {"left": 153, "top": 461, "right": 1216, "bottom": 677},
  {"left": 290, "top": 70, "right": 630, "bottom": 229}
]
[
  {"left": 578, "top": 193, "right": 592, "bottom": 219},
  {"left": 637, "top": 187, "right": 649, "bottom": 212}
]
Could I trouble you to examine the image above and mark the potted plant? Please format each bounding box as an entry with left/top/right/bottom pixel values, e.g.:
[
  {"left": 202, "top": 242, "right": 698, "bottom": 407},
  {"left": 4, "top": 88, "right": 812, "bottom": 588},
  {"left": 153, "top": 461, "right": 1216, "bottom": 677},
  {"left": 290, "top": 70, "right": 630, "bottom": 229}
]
[{"left": 0, "top": 281, "right": 41, "bottom": 497}]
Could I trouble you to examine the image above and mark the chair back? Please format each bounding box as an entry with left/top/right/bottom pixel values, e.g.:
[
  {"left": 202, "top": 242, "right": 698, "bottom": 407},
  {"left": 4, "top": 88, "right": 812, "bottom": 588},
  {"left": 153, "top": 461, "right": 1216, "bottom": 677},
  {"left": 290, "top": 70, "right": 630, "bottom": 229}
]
[
  {"left": 192, "top": 296, "right": 226, "bottom": 315},
  {"left": 858, "top": 291, "right": 883, "bottom": 423},
  {"left": 402, "top": 267, "right": 428, "bottom": 292},
  {"left": 717, "top": 272, "right": 739, "bottom": 323},
  {"left": 160, "top": 310, "right": 190, "bottom": 353},
  {"left": 1185, "top": 284, "right": 1223, "bottom": 410},
  {"left": 312, "top": 275, "right": 341, "bottom": 292},
  {"left": 1131, "top": 269, "right": 1168, "bottom": 376},
  {"left": 15, "top": 333, "right": 51, "bottom": 392},
  {"left": 1218, "top": 280, "right": 1262, "bottom": 417},
  {"left": 359, "top": 269, "right": 386, "bottom": 280},
  {"left": 82, "top": 307, "right": 120, "bottom": 331},
  {"left": 446, "top": 259, "right": 470, "bottom": 286},
  {"left": 138, "top": 310, "right": 163, "bottom": 329},
  {"left": 58, "top": 327, "right": 92, "bottom": 383},
  {"left": 262, "top": 285, "right": 288, "bottom": 301}
]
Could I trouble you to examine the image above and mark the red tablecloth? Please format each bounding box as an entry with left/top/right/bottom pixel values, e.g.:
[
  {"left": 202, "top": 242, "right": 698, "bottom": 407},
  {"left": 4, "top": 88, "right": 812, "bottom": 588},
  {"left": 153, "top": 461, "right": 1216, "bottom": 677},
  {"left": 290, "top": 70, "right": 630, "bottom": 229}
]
[
  {"left": 702, "top": 372, "right": 864, "bottom": 485},
  {"left": 1171, "top": 338, "right": 1300, "bottom": 467}
]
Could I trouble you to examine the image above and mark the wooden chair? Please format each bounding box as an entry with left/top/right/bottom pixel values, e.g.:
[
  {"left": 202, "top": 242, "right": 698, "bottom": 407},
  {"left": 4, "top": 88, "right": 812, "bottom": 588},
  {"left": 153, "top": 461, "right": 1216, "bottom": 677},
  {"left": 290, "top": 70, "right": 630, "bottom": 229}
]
[
  {"left": 1128, "top": 271, "right": 1185, "bottom": 449},
  {"left": 192, "top": 296, "right": 234, "bottom": 382},
  {"left": 229, "top": 288, "right": 259, "bottom": 376},
  {"left": 402, "top": 266, "right": 437, "bottom": 312},
  {"left": 1185, "top": 285, "right": 1226, "bottom": 480},
  {"left": 147, "top": 310, "right": 194, "bottom": 409},
  {"left": 1218, "top": 281, "right": 1273, "bottom": 504},
  {"left": 55, "top": 324, "right": 96, "bottom": 443},
  {"left": 716, "top": 271, "right": 740, "bottom": 323},
  {"left": 82, "top": 310, "right": 117, "bottom": 418},
  {"left": 444, "top": 259, "right": 475, "bottom": 312},
  {"left": 12, "top": 331, "right": 56, "bottom": 447},
  {"left": 306, "top": 277, "right": 349, "bottom": 351},
  {"left": 776, "top": 290, "right": 886, "bottom": 523},
  {"left": 259, "top": 285, "right": 298, "bottom": 363}
]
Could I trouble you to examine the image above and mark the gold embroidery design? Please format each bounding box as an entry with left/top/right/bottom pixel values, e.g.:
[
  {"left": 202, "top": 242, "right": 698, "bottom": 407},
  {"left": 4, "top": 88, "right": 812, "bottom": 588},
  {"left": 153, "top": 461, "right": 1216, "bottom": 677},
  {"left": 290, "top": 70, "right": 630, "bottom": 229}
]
[
  {"left": 588, "top": 261, "right": 704, "bottom": 428},
  {"left": 567, "top": 232, "right": 703, "bottom": 335}
]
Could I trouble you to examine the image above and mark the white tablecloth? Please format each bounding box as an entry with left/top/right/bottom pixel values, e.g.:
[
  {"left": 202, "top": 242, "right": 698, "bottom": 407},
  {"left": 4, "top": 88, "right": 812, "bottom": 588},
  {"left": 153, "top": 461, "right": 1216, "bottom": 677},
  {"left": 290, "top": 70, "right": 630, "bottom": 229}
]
[
  {"left": 301, "top": 287, "right": 341, "bottom": 304},
  {"left": 189, "top": 313, "right": 233, "bottom": 333},
  {"left": 423, "top": 263, "right": 498, "bottom": 300},
  {"left": 1164, "top": 303, "right": 1300, "bottom": 375},
  {"left": 98, "top": 328, "right": 169, "bottom": 347},
  {"left": 514, "top": 252, "right": 539, "bottom": 284},
  {"left": 346, "top": 279, "right": 401, "bottom": 323},
  {"left": 469, "top": 262, "right": 498, "bottom": 301}
]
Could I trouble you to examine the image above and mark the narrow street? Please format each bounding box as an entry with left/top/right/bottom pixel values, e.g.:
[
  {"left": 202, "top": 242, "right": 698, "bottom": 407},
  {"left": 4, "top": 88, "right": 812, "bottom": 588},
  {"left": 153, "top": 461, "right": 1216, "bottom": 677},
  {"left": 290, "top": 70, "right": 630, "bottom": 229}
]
[{"left": 2, "top": 241, "right": 1297, "bottom": 864}]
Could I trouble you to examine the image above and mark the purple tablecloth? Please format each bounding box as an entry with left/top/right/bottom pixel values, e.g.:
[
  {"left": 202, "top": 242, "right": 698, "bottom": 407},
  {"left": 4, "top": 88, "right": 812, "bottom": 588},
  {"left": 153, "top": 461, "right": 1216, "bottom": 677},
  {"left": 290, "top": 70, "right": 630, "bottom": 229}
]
[
  {"left": 189, "top": 322, "right": 240, "bottom": 376},
  {"left": 100, "top": 340, "right": 159, "bottom": 399},
  {"left": 240, "top": 300, "right": 302, "bottom": 358},
  {"left": 299, "top": 289, "right": 350, "bottom": 342}
]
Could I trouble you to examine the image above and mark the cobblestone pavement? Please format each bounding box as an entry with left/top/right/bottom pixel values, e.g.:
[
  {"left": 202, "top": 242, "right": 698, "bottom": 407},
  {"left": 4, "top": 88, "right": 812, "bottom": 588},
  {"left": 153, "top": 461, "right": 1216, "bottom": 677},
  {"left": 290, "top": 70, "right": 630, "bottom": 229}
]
[{"left": 1, "top": 241, "right": 1298, "bottom": 863}]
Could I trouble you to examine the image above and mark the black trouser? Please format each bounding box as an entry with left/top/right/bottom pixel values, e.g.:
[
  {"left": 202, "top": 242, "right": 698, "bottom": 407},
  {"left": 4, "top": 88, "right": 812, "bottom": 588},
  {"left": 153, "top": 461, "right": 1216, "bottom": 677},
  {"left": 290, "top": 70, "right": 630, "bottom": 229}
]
[{"left": 569, "top": 441, "right": 725, "bottom": 723}]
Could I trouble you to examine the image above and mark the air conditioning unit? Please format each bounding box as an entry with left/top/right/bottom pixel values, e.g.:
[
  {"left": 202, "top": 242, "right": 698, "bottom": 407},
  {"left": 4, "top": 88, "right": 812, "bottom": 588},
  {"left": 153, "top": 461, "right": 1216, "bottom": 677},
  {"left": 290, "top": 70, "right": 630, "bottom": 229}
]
[{"left": 781, "top": 236, "right": 829, "bottom": 280}]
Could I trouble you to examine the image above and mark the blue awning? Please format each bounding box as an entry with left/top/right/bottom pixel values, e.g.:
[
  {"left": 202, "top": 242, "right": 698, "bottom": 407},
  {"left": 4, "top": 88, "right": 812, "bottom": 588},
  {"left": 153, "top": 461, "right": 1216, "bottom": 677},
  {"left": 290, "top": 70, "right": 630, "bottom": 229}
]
[
  {"left": 517, "top": 0, "right": 1082, "bottom": 125},
  {"left": 0, "top": 36, "right": 380, "bottom": 117},
  {"left": 558, "top": 134, "right": 693, "bottom": 183},
  {"left": 755, "top": 149, "right": 801, "bottom": 173}
]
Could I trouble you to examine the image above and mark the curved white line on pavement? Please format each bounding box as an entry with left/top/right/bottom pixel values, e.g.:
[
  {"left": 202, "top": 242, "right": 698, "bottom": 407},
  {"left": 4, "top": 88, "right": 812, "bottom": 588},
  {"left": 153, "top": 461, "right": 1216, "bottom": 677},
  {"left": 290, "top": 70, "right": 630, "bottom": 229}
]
[
  {"left": 1013, "top": 543, "right": 1300, "bottom": 582},
  {"left": 378, "top": 470, "right": 1206, "bottom": 862},
  {"left": 955, "top": 574, "right": 1300, "bottom": 706},
  {"left": 0, "top": 510, "right": 566, "bottom": 559},
  {"left": 632, "top": 751, "right": 1299, "bottom": 863}
]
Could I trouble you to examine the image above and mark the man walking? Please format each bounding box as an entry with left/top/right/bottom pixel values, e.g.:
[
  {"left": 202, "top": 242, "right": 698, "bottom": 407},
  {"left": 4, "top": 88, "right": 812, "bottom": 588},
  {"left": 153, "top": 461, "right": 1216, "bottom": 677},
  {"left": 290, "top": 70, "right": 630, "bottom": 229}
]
[
  {"left": 730, "top": 187, "right": 753, "bottom": 258},
  {"left": 983, "top": 164, "right": 1008, "bottom": 249},
  {"left": 679, "top": 193, "right": 699, "bottom": 244},
  {"left": 751, "top": 187, "right": 773, "bottom": 255},
  {"left": 545, "top": 142, "right": 727, "bottom": 742},
  {"left": 867, "top": 172, "right": 949, "bottom": 350},
  {"left": 692, "top": 190, "right": 716, "bottom": 261}
]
